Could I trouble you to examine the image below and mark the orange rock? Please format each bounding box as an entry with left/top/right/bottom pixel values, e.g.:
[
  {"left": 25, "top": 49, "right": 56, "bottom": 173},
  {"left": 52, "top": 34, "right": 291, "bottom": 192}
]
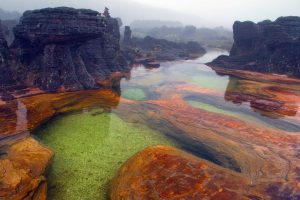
[
  {"left": 0, "top": 89, "right": 120, "bottom": 199},
  {"left": 0, "top": 137, "right": 53, "bottom": 200},
  {"left": 115, "top": 96, "right": 300, "bottom": 198},
  {"left": 111, "top": 145, "right": 264, "bottom": 200},
  {"left": 0, "top": 89, "right": 120, "bottom": 140}
]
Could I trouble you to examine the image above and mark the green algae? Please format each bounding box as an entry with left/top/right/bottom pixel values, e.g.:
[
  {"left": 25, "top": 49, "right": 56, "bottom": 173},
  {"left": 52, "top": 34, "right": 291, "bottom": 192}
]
[
  {"left": 37, "top": 111, "right": 177, "bottom": 200},
  {"left": 122, "top": 88, "right": 146, "bottom": 100}
]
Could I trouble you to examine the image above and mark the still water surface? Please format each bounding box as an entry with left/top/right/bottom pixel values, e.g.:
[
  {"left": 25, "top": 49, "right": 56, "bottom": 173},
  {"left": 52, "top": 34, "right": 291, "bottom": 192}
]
[{"left": 36, "top": 50, "right": 300, "bottom": 199}]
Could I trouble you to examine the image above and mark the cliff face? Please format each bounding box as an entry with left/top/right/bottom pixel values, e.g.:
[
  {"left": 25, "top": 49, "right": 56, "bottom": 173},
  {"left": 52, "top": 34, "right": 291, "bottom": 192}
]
[
  {"left": 0, "top": 20, "right": 14, "bottom": 86},
  {"left": 8, "top": 7, "right": 128, "bottom": 92},
  {"left": 208, "top": 16, "right": 300, "bottom": 77},
  {"left": 1, "top": 19, "right": 18, "bottom": 45}
]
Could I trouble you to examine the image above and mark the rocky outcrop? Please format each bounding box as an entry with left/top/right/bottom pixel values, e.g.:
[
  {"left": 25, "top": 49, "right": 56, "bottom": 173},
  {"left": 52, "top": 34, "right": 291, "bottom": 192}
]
[
  {"left": 8, "top": 7, "right": 129, "bottom": 92},
  {"left": 0, "top": 137, "right": 53, "bottom": 200},
  {"left": 1, "top": 20, "right": 18, "bottom": 45},
  {"left": 111, "top": 145, "right": 262, "bottom": 200},
  {"left": 0, "top": 20, "right": 14, "bottom": 86},
  {"left": 131, "top": 36, "right": 206, "bottom": 61},
  {"left": 123, "top": 26, "right": 132, "bottom": 46},
  {"left": 208, "top": 16, "right": 300, "bottom": 77},
  {"left": 122, "top": 26, "right": 206, "bottom": 66}
]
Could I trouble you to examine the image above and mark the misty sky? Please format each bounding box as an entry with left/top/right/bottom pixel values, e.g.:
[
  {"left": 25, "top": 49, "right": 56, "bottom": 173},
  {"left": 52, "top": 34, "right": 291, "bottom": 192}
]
[{"left": 1, "top": 0, "right": 299, "bottom": 28}]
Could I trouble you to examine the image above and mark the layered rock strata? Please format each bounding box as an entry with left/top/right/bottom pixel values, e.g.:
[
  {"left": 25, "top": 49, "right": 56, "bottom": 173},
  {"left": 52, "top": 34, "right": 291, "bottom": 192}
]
[
  {"left": 3, "top": 7, "right": 129, "bottom": 92},
  {"left": 208, "top": 16, "right": 300, "bottom": 77},
  {"left": 111, "top": 146, "right": 265, "bottom": 200}
]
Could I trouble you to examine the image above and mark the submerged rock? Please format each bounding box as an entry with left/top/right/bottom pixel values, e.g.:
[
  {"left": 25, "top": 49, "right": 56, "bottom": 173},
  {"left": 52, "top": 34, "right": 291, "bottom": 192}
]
[
  {"left": 111, "top": 145, "right": 263, "bottom": 200},
  {"left": 8, "top": 7, "right": 129, "bottom": 92},
  {"left": 208, "top": 16, "right": 300, "bottom": 77}
]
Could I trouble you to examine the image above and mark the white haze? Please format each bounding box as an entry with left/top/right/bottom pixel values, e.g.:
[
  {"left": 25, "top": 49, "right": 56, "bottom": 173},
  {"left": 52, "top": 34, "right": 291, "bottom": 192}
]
[{"left": 0, "top": 0, "right": 299, "bottom": 28}]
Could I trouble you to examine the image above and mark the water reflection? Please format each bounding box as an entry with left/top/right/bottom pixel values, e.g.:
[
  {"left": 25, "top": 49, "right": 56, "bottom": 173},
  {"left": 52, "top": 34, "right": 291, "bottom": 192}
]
[
  {"left": 223, "top": 74, "right": 299, "bottom": 119},
  {"left": 15, "top": 100, "right": 28, "bottom": 133}
]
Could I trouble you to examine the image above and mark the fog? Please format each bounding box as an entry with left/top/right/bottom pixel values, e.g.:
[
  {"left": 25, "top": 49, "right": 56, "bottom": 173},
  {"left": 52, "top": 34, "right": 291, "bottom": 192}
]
[{"left": 0, "top": 0, "right": 299, "bottom": 28}]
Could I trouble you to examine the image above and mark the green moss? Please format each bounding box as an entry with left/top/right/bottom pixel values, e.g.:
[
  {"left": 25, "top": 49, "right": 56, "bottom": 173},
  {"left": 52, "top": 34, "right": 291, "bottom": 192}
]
[
  {"left": 37, "top": 112, "right": 177, "bottom": 200},
  {"left": 122, "top": 88, "right": 146, "bottom": 100}
]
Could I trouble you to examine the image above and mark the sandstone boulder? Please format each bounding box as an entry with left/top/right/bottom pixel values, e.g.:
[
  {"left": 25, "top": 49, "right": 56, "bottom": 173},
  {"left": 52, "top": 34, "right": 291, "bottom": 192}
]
[
  {"left": 0, "top": 137, "right": 53, "bottom": 200},
  {"left": 111, "top": 145, "right": 264, "bottom": 200}
]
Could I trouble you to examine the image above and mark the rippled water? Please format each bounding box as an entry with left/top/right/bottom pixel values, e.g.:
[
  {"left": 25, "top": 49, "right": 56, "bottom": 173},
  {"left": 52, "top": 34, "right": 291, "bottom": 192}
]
[{"left": 36, "top": 50, "right": 300, "bottom": 199}]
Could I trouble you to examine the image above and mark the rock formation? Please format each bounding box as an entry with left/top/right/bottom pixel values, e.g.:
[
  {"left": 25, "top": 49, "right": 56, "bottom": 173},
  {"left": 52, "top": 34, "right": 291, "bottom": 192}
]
[
  {"left": 1, "top": 19, "right": 18, "bottom": 45},
  {"left": 123, "top": 26, "right": 132, "bottom": 46},
  {"left": 111, "top": 146, "right": 264, "bottom": 200},
  {"left": 208, "top": 16, "right": 300, "bottom": 77},
  {"left": 3, "top": 7, "right": 129, "bottom": 92},
  {"left": 121, "top": 26, "right": 206, "bottom": 66},
  {"left": 0, "top": 20, "right": 14, "bottom": 86},
  {"left": 0, "top": 137, "right": 53, "bottom": 200},
  {"left": 131, "top": 36, "right": 206, "bottom": 61}
]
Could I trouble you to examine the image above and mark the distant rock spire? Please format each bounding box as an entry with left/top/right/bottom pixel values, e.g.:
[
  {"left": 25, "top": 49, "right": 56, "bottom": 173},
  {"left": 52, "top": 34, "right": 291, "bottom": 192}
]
[
  {"left": 123, "top": 26, "right": 132, "bottom": 46},
  {"left": 104, "top": 7, "right": 110, "bottom": 18}
]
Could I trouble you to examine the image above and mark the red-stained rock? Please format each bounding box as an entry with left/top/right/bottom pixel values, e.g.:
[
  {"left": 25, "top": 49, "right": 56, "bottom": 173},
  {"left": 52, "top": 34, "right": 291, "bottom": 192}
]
[
  {"left": 115, "top": 92, "right": 300, "bottom": 199},
  {"left": 0, "top": 89, "right": 121, "bottom": 140},
  {"left": 0, "top": 137, "right": 53, "bottom": 200},
  {"left": 111, "top": 145, "right": 264, "bottom": 200},
  {"left": 0, "top": 88, "right": 122, "bottom": 200}
]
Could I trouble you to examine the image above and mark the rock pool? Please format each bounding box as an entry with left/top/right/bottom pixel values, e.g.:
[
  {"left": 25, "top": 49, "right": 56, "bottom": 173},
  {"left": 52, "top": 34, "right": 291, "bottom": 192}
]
[{"left": 5, "top": 50, "right": 298, "bottom": 199}]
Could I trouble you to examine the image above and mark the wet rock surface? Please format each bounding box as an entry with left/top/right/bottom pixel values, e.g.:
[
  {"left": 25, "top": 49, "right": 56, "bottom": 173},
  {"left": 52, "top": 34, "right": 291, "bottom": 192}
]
[
  {"left": 0, "top": 137, "right": 53, "bottom": 200},
  {"left": 114, "top": 75, "right": 300, "bottom": 199},
  {"left": 208, "top": 16, "right": 300, "bottom": 77},
  {"left": 111, "top": 145, "right": 261, "bottom": 200}
]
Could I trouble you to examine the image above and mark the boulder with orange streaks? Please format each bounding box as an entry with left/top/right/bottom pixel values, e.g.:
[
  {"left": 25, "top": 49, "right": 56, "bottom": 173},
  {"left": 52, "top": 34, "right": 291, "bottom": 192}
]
[
  {"left": 115, "top": 96, "right": 300, "bottom": 199},
  {"left": 0, "top": 137, "right": 53, "bottom": 200},
  {"left": 0, "top": 89, "right": 120, "bottom": 141},
  {"left": 111, "top": 145, "right": 265, "bottom": 200}
]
